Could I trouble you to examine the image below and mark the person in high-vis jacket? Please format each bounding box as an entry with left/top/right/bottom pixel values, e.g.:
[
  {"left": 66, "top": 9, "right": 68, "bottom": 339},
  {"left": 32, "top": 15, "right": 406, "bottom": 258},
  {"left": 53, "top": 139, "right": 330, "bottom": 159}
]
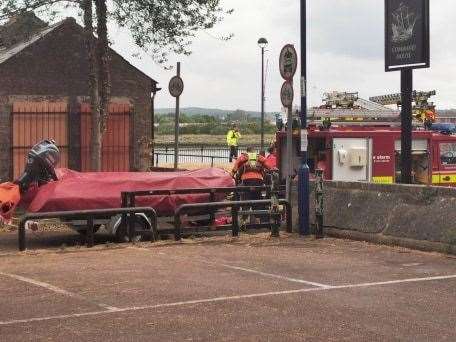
[
  {"left": 226, "top": 125, "right": 241, "bottom": 162},
  {"left": 231, "top": 146, "right": 273, "bottom": 203}
]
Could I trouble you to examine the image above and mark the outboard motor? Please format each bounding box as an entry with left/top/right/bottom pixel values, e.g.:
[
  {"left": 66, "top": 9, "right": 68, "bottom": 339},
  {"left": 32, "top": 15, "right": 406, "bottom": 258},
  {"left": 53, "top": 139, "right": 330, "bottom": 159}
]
[{"left": 14, "top": 139, "right": 60, "bottom": 193}]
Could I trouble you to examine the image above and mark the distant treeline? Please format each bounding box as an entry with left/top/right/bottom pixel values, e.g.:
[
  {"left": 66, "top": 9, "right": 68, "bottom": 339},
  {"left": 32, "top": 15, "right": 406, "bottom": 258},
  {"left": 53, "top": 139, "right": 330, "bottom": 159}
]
[{"left": 155, "top": 110, "right": 276, "bottom": 135}]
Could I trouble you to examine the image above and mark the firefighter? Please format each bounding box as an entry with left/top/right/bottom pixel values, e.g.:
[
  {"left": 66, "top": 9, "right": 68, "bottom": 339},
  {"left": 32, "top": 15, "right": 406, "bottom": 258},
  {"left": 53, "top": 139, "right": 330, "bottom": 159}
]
[
  {"left": 226, "top": 124, "right": 241, "bottom": 162},
  {"left": 265, "top": 146, "right": 277, "bottom": 169},
  {"left": 231, "top": 146, "right": 273, "bottom": 202}
]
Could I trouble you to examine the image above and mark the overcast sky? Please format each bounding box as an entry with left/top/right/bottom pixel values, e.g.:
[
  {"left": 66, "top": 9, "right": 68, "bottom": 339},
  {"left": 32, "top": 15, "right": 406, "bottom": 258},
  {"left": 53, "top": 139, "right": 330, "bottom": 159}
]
[{"left": 106, "top": 1, "right": 456, "bottom": 111}]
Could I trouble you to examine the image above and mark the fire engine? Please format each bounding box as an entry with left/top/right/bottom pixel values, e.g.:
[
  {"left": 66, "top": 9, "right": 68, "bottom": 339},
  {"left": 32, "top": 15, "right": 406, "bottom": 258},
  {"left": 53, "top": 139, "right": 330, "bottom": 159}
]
[{"left": 277, "top": 91, "right": 456, "bottom": 186}]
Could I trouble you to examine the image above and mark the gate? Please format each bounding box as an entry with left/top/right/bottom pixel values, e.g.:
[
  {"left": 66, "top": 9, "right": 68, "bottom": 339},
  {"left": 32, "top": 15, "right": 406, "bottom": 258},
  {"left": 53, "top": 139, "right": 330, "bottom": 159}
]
[
  {"left": 11, "top": 102, "right": 69, "bottom": 179},
  {"left": 80, "top": 103, "right": 131, "bottom": 172}
]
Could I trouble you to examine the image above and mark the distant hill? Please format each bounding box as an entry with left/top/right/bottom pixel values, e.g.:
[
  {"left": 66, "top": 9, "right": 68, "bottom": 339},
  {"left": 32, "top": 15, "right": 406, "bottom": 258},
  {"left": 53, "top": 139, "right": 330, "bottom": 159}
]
[{"left": 155, "top": 107, "right": 276, "bottom": 119}]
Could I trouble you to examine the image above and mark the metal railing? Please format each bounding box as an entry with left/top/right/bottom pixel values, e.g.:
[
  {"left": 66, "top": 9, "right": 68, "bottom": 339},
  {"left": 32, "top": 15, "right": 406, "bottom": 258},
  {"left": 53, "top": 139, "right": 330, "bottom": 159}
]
[
  {"left": 154, "top": 152, "right": 230, "bottom": 167},
  {"left": 122, "top": 185, "right": 291, "bottom": 239},
  {"left": 174, "top": 199, "right": 291, "bottom": 241},
  {"left": 18, "top": 207, "right": 158, "bottom": 251},
  {"left": 153, "top": 145, "right": 262, "bottom": 167}
]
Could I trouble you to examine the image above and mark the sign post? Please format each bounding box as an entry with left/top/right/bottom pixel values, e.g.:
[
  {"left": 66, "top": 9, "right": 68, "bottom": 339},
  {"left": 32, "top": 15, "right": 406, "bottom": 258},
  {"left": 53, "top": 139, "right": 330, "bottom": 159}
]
[
  {"left": 279, "top": 44, "right": 298, "bottom": 205},
  {"left": 169, "top": 62, "right": 184, "bottom": 170},
  {"left": 385, "top": 0, "right": 430, "bottom": 183},
  {"left": 299, "top": 0, "right": 310, "bottom": 236}
]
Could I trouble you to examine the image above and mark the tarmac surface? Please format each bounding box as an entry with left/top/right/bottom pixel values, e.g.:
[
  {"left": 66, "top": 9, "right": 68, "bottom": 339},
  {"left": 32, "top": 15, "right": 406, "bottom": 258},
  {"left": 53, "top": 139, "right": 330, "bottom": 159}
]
[{"left": 0, "top": 230, "right": 455, "bottom": 341}]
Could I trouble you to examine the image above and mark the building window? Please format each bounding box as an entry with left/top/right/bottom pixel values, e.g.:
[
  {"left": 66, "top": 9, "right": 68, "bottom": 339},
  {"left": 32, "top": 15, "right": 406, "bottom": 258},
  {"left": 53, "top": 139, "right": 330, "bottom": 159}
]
[{"left": 440, "top": 143, "right": 456, "bottom": 165}]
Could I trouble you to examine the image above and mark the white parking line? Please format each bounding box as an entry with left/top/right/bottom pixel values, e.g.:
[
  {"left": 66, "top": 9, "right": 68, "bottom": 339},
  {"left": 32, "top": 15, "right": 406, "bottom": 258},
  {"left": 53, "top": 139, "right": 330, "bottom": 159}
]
[
  {"left": 0, "top": 272, "right": 119, "bottom": 311},
  {"left": 0, "top": 274, "right": 455, "bottom": 326},
  {"left": 204, "top": 262, "right": 331, "bottom": 288},
  {"left": 130, "top": 247, "right": 331, "bottom": 288}
]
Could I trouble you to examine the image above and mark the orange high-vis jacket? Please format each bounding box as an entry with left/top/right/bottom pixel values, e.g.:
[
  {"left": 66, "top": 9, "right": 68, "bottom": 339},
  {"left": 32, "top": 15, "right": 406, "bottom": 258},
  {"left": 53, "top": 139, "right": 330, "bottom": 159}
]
[{"left": 232, "top": 152, "right": 271, "bottom": 181}]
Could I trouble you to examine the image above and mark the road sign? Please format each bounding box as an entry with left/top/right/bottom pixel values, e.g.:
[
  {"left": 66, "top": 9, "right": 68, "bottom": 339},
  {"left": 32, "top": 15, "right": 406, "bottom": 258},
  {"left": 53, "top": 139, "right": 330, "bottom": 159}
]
[
  {"left": 169, "top": 76, "right": 184, "bottom": 97},
  {"left": 280, "top": 81, "right": 294, "bottom": 107},
  {"left": 279, "top": 44, "right": 298, "bottom": 81},
  {"left": 385, "top": 0, "right": 430, "bottom": 71}
]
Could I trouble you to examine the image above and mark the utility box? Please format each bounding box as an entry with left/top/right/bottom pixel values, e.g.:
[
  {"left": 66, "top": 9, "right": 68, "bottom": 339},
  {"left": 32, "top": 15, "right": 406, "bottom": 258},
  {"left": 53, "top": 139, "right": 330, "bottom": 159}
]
[
  {"left": 332, "top": 138, "right": 372, "bottom": 182},
  {"left": 349, "top": 148, "right": 367, "bottom": 167}
]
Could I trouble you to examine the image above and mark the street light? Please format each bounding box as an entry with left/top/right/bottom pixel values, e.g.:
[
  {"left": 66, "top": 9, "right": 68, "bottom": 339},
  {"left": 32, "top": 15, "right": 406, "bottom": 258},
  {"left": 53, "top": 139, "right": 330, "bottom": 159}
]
[{"left": 258, "top": 37, "right": 268, "bottom": 151}]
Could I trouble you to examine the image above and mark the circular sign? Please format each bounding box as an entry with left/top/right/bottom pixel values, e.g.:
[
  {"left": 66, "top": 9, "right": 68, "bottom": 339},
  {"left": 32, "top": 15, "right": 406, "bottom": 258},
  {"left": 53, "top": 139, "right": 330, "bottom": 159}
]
[
  {"left": 279, "top": 44, "right": 298, "bottom": 81},
  {"left": 169, "top": 76, "right": 184, "bottom": 97},
  {"left": 280, "top": 81, "right": 294, "bottom": 107}
]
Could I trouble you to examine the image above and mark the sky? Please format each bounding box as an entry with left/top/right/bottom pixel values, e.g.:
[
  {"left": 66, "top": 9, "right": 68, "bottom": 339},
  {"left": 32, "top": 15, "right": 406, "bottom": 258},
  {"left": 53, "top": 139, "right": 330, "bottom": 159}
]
[{"left": 92, "top": 1, "right": 456, "bottom": 111}]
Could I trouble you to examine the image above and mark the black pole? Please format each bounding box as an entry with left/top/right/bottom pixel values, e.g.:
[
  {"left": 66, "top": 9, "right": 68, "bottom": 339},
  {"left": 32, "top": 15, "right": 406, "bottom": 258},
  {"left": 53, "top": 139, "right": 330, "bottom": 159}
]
[
  {"left": 174, "top": 62, "right": 181, "bottom": 170},
  {"left": 400, "top": 68, "right": 413, "bottom": 184},
  {"left": 298, "top": 0, "right": 310, "bottom": 235},
  {"left": 261, "top": 47, "right": 265, "bottom": 151}
]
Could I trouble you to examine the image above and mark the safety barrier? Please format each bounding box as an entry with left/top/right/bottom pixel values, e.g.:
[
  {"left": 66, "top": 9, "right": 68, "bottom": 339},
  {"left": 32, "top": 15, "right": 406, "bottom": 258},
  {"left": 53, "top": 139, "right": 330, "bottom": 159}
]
[
  {"left": 122, "top": 185, "right": 285, "bottom": 205},
  {"left": 174, "top": 199, "right": 292, "bottom": 241},
  {"left": 18, "top": 207, "right": 158, "bottom": 251},
  {"left": 122, "top": 185, "right": 287, "bottom": 230}
]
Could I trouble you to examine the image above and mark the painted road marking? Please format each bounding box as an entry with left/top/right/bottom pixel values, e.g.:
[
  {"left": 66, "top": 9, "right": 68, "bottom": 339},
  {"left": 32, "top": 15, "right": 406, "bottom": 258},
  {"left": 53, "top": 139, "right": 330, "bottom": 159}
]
[
  {"left": 0, "top": 274, "right": 455, "bottom": 326},
  {"left": 129, "top": 247, "right": 331, "bottom": 288},
  {"left": 0, "top": 272, "right": 119, "bottom": 311},
  {"left": 203, "top": 262, "right": 331, "bottom": 288}
]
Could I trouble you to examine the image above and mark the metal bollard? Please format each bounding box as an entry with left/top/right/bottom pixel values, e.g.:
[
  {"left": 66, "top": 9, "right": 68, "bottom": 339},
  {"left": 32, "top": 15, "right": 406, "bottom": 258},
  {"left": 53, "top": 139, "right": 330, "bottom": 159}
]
[
  {"left": 86, "top": 217, "right": 95, "bottom": 248},
  {"left": 315, "top": 169, "right": 324, "bottom": 239},
  {"left": 231, "top": 205, "right": 239, "bottom": 237},
  {"left": 19, "top": 222, "right": 26, "bottom": 252}
]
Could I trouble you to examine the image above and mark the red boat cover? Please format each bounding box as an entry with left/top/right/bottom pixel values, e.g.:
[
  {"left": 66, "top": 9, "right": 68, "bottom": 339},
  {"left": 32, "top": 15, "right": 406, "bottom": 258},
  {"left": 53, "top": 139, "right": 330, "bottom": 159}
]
[{"left": 21, "top": 168, "right": 234, "bottom": 216}]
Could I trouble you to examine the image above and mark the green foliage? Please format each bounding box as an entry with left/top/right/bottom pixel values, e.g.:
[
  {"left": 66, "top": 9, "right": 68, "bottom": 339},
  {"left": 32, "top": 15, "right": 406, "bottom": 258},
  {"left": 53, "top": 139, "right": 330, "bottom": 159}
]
[
  {"left": 0, "top": 0, "right": 232, "bottom": 65},
  {"left": 155, "top": 110, "right": 276, "bottom": 136}
]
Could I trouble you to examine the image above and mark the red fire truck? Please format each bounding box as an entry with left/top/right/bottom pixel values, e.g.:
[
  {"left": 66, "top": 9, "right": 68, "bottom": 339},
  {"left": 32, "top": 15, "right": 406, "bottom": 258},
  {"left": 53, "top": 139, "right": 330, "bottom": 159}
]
[{"left": 276, "top": 92, "right": 456, "bottom": 186}]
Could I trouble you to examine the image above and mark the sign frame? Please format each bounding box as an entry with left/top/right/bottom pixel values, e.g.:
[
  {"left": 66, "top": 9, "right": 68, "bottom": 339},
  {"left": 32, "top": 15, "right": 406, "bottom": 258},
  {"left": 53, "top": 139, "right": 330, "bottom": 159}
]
[
  {"left": 280, "top": 81, "right": 294, "bottom": 107},
  {"left": 385, "top": 0, "right": 430, "bottom": 72},
  {"left": 279, "top": 44, "right": 298, "bottom": 81},
  {"left": 169, "top": 75, "right": 184, "bottom": 97}
]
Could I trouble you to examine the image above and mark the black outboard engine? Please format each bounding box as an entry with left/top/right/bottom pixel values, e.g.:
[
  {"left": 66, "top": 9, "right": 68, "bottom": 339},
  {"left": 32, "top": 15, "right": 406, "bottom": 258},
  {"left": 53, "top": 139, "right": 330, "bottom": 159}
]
[{"left": 14, "top": 139, "right": 60, "bottom": 193}]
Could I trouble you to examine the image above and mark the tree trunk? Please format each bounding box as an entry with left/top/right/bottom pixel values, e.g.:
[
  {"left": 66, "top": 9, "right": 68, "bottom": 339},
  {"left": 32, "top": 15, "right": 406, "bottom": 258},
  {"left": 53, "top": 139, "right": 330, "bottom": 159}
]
[
  {"left": 82, "top": 0, "right": 102, "bottom": 171},
  {"left": 95, "top": 0, "right": 111, "bottom": 134}
]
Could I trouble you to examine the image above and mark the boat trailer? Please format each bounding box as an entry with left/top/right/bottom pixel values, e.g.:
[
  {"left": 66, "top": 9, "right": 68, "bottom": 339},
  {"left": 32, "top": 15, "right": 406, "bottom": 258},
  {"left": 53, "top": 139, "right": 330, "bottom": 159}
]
[{"left": 18, "top": 185, "right": 291, "bottom": 251}]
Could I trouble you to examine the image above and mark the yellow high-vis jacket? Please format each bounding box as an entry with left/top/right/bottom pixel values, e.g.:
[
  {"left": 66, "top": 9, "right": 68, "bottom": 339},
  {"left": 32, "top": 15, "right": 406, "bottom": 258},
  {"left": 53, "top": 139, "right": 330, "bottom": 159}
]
[{"left": 226, "top": 130, "right": 241, "bottom": 146}]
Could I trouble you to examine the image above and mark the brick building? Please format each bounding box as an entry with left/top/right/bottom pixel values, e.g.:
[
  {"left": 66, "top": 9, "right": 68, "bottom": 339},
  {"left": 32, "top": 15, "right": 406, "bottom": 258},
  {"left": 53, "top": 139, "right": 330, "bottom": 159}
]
[{"left": 0, "top": 13, "right": 159, "bottom": 181}]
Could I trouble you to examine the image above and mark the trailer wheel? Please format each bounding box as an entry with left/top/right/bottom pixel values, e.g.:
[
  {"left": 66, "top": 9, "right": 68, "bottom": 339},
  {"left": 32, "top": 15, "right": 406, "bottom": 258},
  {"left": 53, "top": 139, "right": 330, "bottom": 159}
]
[
  {"left": 114, "top": 214, "right": 152, "bottom": 243},
  {"left": 77, "top": 225, "right": 101, "bottom": 235}
]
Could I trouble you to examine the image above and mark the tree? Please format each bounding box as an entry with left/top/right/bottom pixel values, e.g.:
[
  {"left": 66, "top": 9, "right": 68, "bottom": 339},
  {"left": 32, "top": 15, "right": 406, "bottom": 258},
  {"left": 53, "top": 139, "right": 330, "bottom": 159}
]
[
  {"left": 1, "top": 0, "right": 231, "bottom": 169},
  {"left": 111, "top": 0, "right": 233, "bottom": 65}
]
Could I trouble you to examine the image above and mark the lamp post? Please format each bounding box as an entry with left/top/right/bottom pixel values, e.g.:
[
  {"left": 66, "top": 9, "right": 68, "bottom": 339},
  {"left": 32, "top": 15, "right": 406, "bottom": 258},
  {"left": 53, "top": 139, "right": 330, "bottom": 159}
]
[{"left": 258, "top": 37, "right": 268, "bottom": 151}]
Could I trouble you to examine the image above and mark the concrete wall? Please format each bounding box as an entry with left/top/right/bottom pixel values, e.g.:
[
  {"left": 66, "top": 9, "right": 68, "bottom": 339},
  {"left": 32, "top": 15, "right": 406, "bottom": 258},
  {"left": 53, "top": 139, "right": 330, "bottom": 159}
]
[{"left": 292, "top": 181, "right": 456, "bottom": 248}]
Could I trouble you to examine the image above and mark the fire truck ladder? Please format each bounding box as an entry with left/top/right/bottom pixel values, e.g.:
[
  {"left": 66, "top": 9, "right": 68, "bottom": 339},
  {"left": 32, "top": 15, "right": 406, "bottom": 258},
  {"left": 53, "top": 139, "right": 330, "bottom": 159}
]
[
  {"left": 310, "top": 91, "right": 401, "bottom": 126},
  {"left": 369, "top": 90, "right": 436, "bottom": 108},
  {"left": 370, "top": 90, "right": 437, "bottom": 124},
  {"left": 308, "top": 107, "right": 401, "bottom": 126},
  {"left": 308, "top": 91, "right": 436, "bottom": 127},
  {"left": 354, "top": 98, "right": 392, "bottom": 111}
]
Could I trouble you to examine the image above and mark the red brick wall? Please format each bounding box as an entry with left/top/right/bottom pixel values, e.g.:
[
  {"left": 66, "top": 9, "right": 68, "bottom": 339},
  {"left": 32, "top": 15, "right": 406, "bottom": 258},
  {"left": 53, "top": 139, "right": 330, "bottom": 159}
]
[{"left": 0, "top": 19, "right": 156, "bottom": 180}]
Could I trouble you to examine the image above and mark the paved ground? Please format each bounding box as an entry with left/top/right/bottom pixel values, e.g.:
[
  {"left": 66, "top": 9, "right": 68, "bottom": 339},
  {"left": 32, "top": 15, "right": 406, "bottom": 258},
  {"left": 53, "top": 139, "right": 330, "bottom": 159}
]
[{"left": 0, "top": 231, "right": 455, "bottom": 341}]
